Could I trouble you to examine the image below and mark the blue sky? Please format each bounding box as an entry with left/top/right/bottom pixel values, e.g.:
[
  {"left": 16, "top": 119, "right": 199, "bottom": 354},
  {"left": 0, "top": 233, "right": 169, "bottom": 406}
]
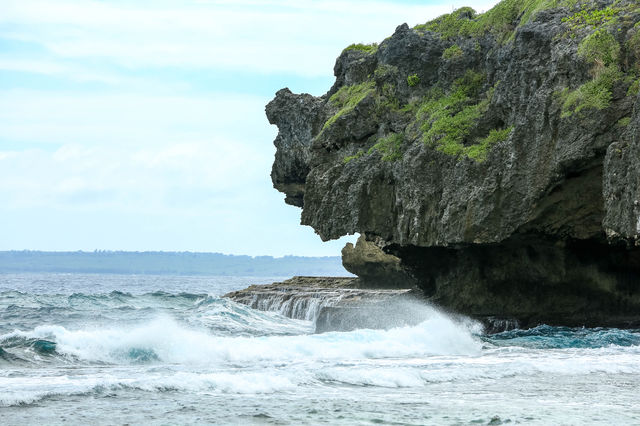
[{"left": 0, "top": 0, "right": 498, "bottom": 256}]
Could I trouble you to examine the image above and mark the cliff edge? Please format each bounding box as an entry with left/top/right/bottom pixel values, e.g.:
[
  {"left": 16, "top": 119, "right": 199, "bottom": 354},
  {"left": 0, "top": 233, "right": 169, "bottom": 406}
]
[{"left": 266, "top": 0, "right": 640, "bottom": 327}]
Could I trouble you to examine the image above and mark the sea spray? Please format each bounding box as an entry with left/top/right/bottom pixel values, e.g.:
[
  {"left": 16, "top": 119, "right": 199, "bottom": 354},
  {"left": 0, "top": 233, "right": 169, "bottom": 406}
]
[
  {"left": 1, "top": 274, "right": 639, "bottom": 424},
  {"left": 3, "top": 309, "right": 482, "bottom": 365}
]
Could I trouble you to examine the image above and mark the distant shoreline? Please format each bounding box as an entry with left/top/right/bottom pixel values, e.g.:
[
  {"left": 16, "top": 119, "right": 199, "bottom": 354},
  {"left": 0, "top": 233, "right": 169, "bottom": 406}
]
[{"left": 0, "top": 251, "right": 349, "bottom": 277}]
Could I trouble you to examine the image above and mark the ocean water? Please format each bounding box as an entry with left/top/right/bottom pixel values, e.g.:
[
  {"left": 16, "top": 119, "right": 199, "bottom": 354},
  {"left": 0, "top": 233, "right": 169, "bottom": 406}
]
[{"left": 1, "top": 274, "right": 639, "bottom": 425}]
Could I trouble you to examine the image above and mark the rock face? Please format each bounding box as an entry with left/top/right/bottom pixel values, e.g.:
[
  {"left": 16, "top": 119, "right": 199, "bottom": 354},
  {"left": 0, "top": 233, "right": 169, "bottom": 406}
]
[
  {"left": 341, "top": 235, "right": 417, "bottom": 288},
  {"left": 267, "top": 0, "right": 640, "bottom": 327}
]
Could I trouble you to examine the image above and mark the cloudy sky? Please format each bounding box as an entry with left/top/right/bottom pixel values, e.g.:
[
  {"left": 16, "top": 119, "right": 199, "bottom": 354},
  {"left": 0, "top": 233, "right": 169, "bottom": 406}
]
[{"left": 0, "top": 0, "right": 498, "bottom": 256}]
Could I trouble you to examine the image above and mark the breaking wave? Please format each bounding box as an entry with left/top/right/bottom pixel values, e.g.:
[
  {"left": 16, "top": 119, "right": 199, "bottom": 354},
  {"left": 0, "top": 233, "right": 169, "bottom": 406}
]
[{"left": 0, "top": 311, "right": 482, "bottom": 366}]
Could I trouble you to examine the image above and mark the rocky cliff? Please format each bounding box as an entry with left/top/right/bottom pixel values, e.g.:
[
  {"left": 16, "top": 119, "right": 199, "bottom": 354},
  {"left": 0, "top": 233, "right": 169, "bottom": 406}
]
[{"left": 266, "top": 0, "right": 640, "bottom": 327}]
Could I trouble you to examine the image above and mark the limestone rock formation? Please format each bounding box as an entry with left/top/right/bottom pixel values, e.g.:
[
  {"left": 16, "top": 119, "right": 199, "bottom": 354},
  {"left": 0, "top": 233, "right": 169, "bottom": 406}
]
[
  {"left": 341, "top": 235, "right": 417, "bottom": 288},
  {"left": 266, "top": 0, "right": 640, "bottom": 327}
]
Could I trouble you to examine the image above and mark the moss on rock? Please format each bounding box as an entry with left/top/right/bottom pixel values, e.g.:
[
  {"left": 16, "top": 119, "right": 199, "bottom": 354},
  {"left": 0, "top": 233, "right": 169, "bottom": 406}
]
[
  {"left": 343, "top": 150, "right": 365, "bottom": 164},
  {"left": 442, "top": 44, "right": 464, "bottom": 59},
  {"left": 323, "top": 81, "right": 376, "bottom": 131},
  {"left": 368, "top": 133, "right": 404, "bottom": 161}
]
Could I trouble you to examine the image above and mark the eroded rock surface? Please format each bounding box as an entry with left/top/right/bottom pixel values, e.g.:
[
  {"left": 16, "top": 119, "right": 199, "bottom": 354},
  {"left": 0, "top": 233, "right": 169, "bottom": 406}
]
[
  {"left": 341, "top": 235, "right": 417, "bottom": 288},
  {"left": 267, "top": 0, "right": 640, "bottom": 326}
]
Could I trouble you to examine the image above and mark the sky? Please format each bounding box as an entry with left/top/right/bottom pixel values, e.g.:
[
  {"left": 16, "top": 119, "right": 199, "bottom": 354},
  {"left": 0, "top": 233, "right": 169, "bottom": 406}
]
[{"left": 0, "top": 0, "right": 498, "bottom": 256}]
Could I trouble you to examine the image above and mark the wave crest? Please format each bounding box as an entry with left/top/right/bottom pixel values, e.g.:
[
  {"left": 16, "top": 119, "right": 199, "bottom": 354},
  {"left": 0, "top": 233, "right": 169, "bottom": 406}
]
[{"left": 0, "top": 308, "right": 481, "bottom": 365}]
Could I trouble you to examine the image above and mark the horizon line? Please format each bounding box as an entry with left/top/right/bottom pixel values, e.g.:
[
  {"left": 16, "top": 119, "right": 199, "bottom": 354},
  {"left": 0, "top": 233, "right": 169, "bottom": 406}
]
[{"left": 0, "top": 249, "right": 342, "bottom": 259}]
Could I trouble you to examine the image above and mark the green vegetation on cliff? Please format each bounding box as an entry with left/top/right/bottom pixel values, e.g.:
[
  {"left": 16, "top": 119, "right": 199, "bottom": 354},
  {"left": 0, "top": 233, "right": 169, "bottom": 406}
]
[
  {"left": 343, "top": 43, "right": 378, "bottom": 54},
  {"left": 415, "top": 0, "right": 580, "bottom": 41},
  {"left": 628, "top": 25, "right": 640, "bottom": 63},
  {"left": 561, "top": 25, "right": 623, "bottom": 117},
  {"left": 343, "top": 150, "right": 365, "bottom": 164},
  {"left": 466, "top": 127, "right": 513, "bottom": 161},
  {"left": 577, "top": 29, "right": 620, "bottom": 68},
  {"left": 628, "top": 79, "right": 640, "bottom": 96},
  {"left": 561, "top": 5, "right": 618, "bottom": 32},
  {"left": 343, "top": 133, "right": 404, "bottom": 163},
  {"left": 374, "top": 64, "right": 398, "bottom": 81},
  {"left": 414, "top": 0, "right": 640, "bottom": 43},
  {"left": 369, "top": 133, "right": 404, "bottom": 161},
  {"left": 323, "top": 81, "right": 375, "bottom": 131},
  {"left": 561, "top": 67, "right": 622, "bottom": 117},
  {"left": 416, "top": 70, "right": 495, "bottom": 159},
  {"left": 442, "top": 44, "right": 463, "bottom": 59},
  {"left": 329, "top": 0, "right": 640, "bottom": 162},
  {"left": 617, "top": 116, "right": 631, "bottom": 126}
]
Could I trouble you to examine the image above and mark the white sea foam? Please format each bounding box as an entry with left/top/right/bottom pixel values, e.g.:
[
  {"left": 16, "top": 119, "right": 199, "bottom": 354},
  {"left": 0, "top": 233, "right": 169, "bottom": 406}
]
[
  {"left": 5, "top": 307, "right": 481, "bottom": 365},
  {"left": 3, "top": 346, "right": 639, "bottom": 408},
  {"left": 0, "top": 370, "right": 302, "bottom": 407},
  {"left": 317, "top": 367, "right": 425, "bottom": 388},
  {"left": 0, "top": 374, "right": 124, "bottom": 407},
  {"left": 313, "top": 347, "right": 640, "bottom": 388}
]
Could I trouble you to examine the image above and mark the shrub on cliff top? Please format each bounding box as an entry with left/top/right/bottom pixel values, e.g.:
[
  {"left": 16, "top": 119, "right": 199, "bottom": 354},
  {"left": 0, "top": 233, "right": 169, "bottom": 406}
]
[
  {"left": 415, "top": 7, "right": 478, "bottom": 39},
  {"left": 561, "top": 18, "right": 626, "bottom": 118},
  {"left": 415, "top": 0, "right": 586, "bottom": 41},
  {"left": 343, "top": 43, "right": 378, "bottom": 55}
]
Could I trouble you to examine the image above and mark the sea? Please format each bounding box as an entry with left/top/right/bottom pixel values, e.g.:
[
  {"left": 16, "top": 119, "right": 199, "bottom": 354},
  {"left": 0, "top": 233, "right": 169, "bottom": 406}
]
[{"left": 0, "top": 273, "right": 639, "bottom": 425}]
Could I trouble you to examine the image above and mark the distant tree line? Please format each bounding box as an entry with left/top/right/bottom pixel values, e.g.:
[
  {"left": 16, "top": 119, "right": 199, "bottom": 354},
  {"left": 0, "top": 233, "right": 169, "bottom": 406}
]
[{"left": 0, "top": 251, "right": 350, "bottom": 277}]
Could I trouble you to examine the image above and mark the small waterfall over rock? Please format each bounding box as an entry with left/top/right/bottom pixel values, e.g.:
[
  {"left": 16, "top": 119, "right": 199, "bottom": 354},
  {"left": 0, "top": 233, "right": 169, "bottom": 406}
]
[
  {"left": 224, "top": 277, "right": 419, "bottom": 326},
  {"left": 247, "top": 290, "right": 348, "bottom": 321},
  {"left": 225, "top": 277, "right": 520, "bottom": 334}
]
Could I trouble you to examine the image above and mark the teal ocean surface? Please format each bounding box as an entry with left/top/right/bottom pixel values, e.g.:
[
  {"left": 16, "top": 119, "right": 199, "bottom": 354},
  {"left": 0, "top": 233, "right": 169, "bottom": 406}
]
[{"left": 1, "top": 273, "right": 639, "bottom": 425}]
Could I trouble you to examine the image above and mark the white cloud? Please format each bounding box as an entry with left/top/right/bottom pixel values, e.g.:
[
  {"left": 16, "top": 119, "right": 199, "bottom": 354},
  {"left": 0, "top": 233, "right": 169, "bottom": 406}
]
[
  {"left": 0, "top": 139, "right": 267, "bottom": 210},
  {"left": 0, "top": 139, "right": 357, "bottom": 255},
  {"left": 0, "top": 90, "right": 272, "bottom": 148},
  {"left": 1, "top": 0, "right": 500, "bottom": 76},
  {"left": 0, "top": 58, "right": 128, "bottom": 84}
]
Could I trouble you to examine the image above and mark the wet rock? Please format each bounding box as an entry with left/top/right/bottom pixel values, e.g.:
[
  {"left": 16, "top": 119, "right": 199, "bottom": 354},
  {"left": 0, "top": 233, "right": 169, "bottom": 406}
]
[
  {"left": 224, "top": 276, "right": 419, "bottom": 329},
  {"left": 341, "top": 235, "right": 417, "bottom": 288}
]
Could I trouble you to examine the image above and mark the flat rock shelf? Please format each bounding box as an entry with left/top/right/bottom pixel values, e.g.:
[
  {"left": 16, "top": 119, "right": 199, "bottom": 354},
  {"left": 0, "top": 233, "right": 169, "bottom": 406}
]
[{"left": 224, "top": 276, "right": 425, "bottom": 332}]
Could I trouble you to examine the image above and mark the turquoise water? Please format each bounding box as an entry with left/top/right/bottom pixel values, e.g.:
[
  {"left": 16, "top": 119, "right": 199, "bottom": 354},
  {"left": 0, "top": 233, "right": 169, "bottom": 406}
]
[{"left": 1, "top": 273, "right": 639, "bottom": 425}]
